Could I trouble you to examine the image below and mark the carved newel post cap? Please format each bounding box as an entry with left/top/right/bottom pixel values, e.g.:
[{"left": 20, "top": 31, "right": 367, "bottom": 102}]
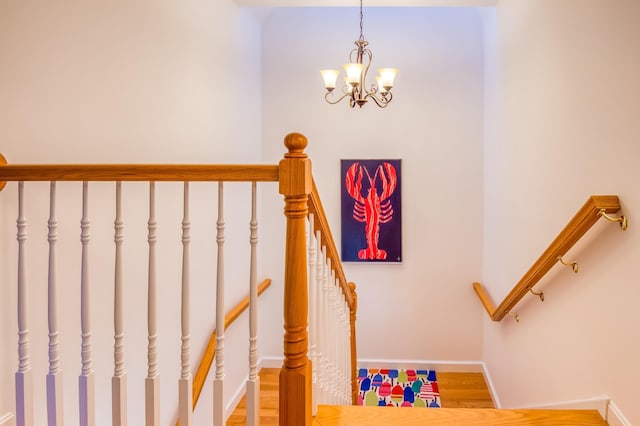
[{"left": 284, "top": 133, "right": 308, "bottom": 158}]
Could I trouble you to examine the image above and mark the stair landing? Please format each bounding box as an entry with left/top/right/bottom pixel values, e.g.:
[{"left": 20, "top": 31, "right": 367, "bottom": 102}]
[{"left": 314, "top": 405, "right": 608, "bottom": 426}]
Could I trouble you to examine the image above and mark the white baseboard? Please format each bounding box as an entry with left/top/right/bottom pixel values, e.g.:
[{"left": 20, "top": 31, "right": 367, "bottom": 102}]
[
  {"left": 519, "top": 395, "right": 610, "bottom": 418},
  {"left": 0, "top": 413, "right": 15, "bottom": 426},
  {"left": 225, "top": 378, "right": 248, "bottom": 421},
  {"left": 606, "top": 400, "right": 631, "bottom": 426},
  {"left": 478, "top": 361, "right": 501, "bottom": 408},
  {"left": 259, "top": 356, "right": 283, "bottom": 369},
  {"left": 224, "top": 357, "right": 284, "bottom": 421},
  {"left": 508, "top": 394, "right": 630, "bottom": 425},
  {"left": 357, "top": 358, "right": 486, "bottom": 373}
]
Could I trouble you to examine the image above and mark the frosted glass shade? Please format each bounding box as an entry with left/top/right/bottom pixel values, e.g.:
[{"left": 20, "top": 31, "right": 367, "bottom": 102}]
[
  {"left": 343, "top": 63, "right": 364, "bottom": 85},
  {"left": 378, "top": 68, "right": 398, "bottom": 90},
  {"left": 376, "top": 76, "right": 387, "bottom": 94},
  {"left": 320, "top": 69, "right": 340, "bottom": 90}
]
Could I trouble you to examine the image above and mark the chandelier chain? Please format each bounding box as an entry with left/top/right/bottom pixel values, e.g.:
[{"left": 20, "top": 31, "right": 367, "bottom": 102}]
[{"left": 359, "top": 0, "right": 364, "bottom": 41}]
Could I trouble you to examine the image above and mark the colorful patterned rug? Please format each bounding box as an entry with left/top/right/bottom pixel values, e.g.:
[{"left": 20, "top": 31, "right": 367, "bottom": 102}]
[{"left": 357, "top": 368, "right": 441, "bottom": 408}]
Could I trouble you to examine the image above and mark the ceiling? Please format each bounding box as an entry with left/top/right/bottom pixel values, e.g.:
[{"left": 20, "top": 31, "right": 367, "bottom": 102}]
[{"left": 235, "top": 0, "right": 496, "bottom": 7}]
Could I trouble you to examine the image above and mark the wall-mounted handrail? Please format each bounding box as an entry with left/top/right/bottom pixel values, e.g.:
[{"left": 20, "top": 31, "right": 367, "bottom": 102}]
[
  {"left": 474, "top": 195, "right": 626, "bottom": 322},
  {"left": 175, "top": 278, "right": 272, "bottom": 426}
]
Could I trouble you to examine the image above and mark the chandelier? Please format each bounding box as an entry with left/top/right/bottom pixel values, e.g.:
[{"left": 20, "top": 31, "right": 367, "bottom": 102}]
[{"left": 320, "top": 0, "right": 398, "bottom": 108}]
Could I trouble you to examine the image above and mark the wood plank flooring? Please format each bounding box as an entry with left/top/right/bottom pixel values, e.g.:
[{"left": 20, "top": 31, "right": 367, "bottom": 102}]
[
  {"left": 226, "top": 368, "right": 607, "bottom": 425},
  {"left": 226, "top": 369, "right": 280, "bottom": 426},
  {"left": 314, "top": 405, "right": 607, "bottom": 426},
  {"left": 226, "top": 368, "right": 495, "bottom": 425}
]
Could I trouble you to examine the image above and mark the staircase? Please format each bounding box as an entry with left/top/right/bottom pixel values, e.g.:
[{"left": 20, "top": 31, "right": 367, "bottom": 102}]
[{"left": 227, "top": 368, "right": 608, "bottom": 425}]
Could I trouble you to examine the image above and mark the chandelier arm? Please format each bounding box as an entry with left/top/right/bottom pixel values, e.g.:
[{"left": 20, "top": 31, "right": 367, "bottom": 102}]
[
  {"left": 325, "top": 91, "right": 353, "bottom": 105},
  {"left": 360, "top": 49, "right": 373, "bottom": 96},
  {"left": 364, "top": 91, "right": 392, "bottom": 108}
]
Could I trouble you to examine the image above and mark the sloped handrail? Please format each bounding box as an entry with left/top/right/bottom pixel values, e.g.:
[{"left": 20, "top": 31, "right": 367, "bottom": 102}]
[
  {"left": 188, "top": 278, "right": 271, "bottom": 418},
  {"left": 308, "top": 179, "right": 358, "bottom": 405},
  {"left": 308, "top": 180, "right": 354, "bottom": 308},
  {"left": 473, "top": 195, "right": 625, "bottom": 322}
]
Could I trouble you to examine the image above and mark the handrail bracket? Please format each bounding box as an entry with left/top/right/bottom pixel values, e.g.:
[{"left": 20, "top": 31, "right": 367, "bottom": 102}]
[{"left": 598, "top": 208, "right": 628, "bottom": 231}]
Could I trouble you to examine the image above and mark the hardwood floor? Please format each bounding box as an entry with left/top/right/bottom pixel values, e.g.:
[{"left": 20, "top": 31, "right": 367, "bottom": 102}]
[
  {"left": 226, "top": 368, "right": 607, "bottom": 425},
  {"left": 226, "top": 368, "right": 280, "bottom": 426},
  {"left": 438, "top": 371, "right": 495, "bottom": 408},
  {"left": 313, "top": 405, "right": 607, "bottom": 426},
  {"left": 226, "top": 368, "right": 495, "bottom": 425}
]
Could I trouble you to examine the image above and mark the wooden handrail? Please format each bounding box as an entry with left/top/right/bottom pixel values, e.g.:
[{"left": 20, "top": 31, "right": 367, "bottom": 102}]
[
  {"left": 308, "top": 180, "right": 354, "bottom": 309},
  {"left": 176, "top": 278, "right": 272, "bottom": 426},
  {"left": 474, "top": 195, "right": 625, "bottom": 321},
  {"left": 0, "top": 163, "right": 279, "bottom": 184}
]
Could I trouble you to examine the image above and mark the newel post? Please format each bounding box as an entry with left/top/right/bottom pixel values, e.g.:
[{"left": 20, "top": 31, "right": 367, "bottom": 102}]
[{"left": 279, "top": 133, "right": 312, "bottom": 426}]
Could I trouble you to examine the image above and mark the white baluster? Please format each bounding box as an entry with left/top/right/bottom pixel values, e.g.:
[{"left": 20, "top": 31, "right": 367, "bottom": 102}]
[
  {"left": 46, "top": 182, "right": 63, "bottom": 426},
  {"left": 314, "top": 240, "right": 325, "bottom": 405},
  {"left": 315, "top": 237, "right": 324, "bottom": 405},
  {"left": 79, "top": 181, "right": 95, "bottom": 426},
  {"left": 247, "top": 182, "right": 259, "bottom": 426},
  {"left": 321, "top": 253, "right": 332, "bottom": 405},
  {"left": 213, "top": 182, "right": 225, "bottom": 426},
  {"left": 315, "top": 244, "right": 325, "bottom": 405},
  {"left": 329, "top": 269, "right": 338, "bottom": 404},
  {"left": 337, "top": 281, "right": 345, "bottom": 405},
  {"left": 15, "top": 181, "right": 33, "bottom": 426},
  {"left": 112, "top": 182, "right": 127, "bottom": 426},
  {"left": 307, "top": 215, "right": 317, "bottom": 416},
  {"left": 145, "top": 182, "right": 160, "bottom": 426},
  {"left": 178, "top": 182, "right": 192, "bottom": 426}
]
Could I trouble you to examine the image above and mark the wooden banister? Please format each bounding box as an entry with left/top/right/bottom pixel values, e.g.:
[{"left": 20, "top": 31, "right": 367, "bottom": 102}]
[
  {"left": 0, "top": 163, "right": 279, "bottom": 184},
  {"left": 308, "top": 180, "right": 354, "bottom": 309},
  {"left": 474, "top": 195, "right": 625, "bottom": 321},
  {"left": 175, "top": 278, "right": 272, "bottom": 426}
]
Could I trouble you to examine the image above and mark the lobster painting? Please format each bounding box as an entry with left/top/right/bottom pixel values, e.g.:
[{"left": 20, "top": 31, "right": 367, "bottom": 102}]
[{"left": 343, "top": 160, "right": 400, "bottom": 261}]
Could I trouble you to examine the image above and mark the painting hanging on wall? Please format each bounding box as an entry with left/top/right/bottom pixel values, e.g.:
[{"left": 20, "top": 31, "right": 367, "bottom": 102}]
[{"left": 341, "top": 159, "right": 402, "bottom": 263}]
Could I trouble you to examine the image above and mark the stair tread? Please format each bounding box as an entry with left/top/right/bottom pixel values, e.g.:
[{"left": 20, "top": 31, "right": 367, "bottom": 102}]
[{"left": 314, "top": 405, "right": 608, "bottom": 426}]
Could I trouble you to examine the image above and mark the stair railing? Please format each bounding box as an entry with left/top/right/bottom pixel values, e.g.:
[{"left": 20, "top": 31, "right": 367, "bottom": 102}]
[
  {"left": 0, "top": 132, "right": 351, "bottom": 426},
  {"left": 473, "top": 195, "right": 627, "bottom": 322},
  {"left": 308, "top": 180, "right": 358, "bottom": 410}
]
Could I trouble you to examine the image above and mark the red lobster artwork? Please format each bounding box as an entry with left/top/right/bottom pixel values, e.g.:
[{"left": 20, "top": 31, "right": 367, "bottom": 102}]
[{"left": 345, "top": 162, "right": 398, "bottom": 260}]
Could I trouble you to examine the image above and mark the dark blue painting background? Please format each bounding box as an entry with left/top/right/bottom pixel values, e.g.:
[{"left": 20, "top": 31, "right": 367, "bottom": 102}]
[{"left": 340, "top": 159, "right": 402, "bottom": 263}]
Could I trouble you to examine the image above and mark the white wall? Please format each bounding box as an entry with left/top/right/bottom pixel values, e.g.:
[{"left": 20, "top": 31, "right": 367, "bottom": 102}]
[
  {"left": 483, "top": 0, "right": 640, "bottom": 423},
  {"left": 260, "top": 7, "right": 486, "bottom": 361},
  {"left": 0, "top": 1, "right": 263, "bottom": 423}
]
